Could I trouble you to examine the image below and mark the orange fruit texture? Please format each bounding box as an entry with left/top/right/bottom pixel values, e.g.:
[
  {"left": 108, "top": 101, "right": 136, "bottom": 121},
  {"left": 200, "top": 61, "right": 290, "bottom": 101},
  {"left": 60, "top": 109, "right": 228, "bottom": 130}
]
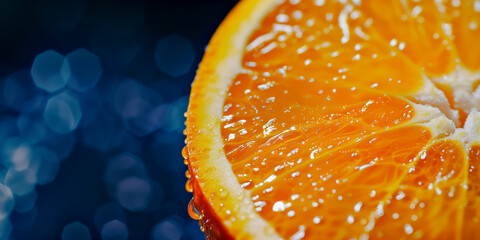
[{"left": 183, "top": 0, "right": 480, "bottom": 239}]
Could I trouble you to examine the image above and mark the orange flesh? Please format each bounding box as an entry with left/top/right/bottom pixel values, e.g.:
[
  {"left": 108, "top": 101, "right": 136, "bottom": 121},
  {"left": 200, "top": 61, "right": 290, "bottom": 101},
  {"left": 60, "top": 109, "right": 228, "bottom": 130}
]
[
  {"left": 370, "top": 140, "right": 467, "bottom": 239},
  {"left": 356, "top": 0, "right": 456, "bottom": 75},
  {"left": 465, "top": 145, "right": 480, "bottom": 238},
  {"left": 219, "top": 0, "right": 480, "bottom": 239},
  {"left": 242, "top": 0, "right": 426, "bottom": 94},
  {"left": 446, "top": 0, "right": 480, "bottom": 70}
]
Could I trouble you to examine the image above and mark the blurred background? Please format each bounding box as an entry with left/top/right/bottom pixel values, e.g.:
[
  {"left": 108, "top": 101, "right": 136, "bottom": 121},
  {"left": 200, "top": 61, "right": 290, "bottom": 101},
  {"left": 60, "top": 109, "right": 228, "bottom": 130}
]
[{"left": 0, "top": 0, "right": 239, "bottom": 239}]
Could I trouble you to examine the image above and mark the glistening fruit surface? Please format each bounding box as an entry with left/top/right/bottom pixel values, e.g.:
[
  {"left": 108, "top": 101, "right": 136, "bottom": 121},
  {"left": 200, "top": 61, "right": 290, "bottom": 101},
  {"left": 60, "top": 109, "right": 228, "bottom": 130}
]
[{"left": 187, "top": 0, "right": 480, "bottom": 239}]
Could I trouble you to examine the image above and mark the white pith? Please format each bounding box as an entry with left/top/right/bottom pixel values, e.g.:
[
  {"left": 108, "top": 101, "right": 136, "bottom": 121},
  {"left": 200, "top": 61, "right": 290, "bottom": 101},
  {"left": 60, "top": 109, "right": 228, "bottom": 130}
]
[
  {"left": 431, "top": 66, "right": 480, "bottom": 114},
  {"left": 187, "top": 0, "right": 480, "bottom": 239}
]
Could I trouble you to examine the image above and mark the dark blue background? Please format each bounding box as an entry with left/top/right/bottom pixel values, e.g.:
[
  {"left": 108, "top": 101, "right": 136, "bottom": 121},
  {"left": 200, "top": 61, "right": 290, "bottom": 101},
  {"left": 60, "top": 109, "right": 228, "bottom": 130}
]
[{"left": 0, "top": 0, "right": 238, "bottom": 239}]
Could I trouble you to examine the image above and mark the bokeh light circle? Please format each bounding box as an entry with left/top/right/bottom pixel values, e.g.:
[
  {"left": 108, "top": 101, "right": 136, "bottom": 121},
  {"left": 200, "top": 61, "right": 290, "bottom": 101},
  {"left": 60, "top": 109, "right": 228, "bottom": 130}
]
[
  {"left": 30, "top": 50, "right": 70, "bottom": 93},
  {"left": 1, "top": 138, "right": 32, "bottom": 171},
  {"left": 150, "top": 217, "right": 184, "bottom": 240},
  {"left": 100, "top": 220, "right": 128, "bottom": 240},
  {"left": 4, "top": 167, "right": 36, "bottom": 196},
  {"left": 43, "top": 92, "right": 82, "bottom": 134},
  {"left": 0, "top": 184, "right": 14, "bottom": 220},
  {"left": 13, "top": 189, "right": 37, "bottom": 213},
  {"left": 65, "top": 49, "right": 102, "bottom": 91},
  {"left": 94, "top": 203, "right": 126, "bottom": 232},
  {"left": 154, "top": 34, "right": 195, "bottom": 77},
  {"left": 31, "top": 147, "right": 60, "bottom": 185},
  {"left": 103, "top": 153, "right": 148, "bottom": 187},
  {"left": 61, "top": 221, "right": 91, "bottom": 240},
  {"left": 114, "top": 177, "right": 152, "bottom": 212},
  {"left": 2, "top": 69, "right": 37, "bottom": 110}
]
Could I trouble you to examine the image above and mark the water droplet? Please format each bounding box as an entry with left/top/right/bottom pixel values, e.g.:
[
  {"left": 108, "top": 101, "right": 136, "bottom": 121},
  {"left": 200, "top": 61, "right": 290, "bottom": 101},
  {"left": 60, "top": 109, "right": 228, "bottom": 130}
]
[
  {"left": 265, "top": 174, "right": 277, "bottom": 183},
  {"left": 185, "top": 178, "right": 193, "bottom": 193},
  {"left": 182, "top": 146, "right": 189, "bottom": 159},
  {"left": 199, "top": 218, "right": 206, "bottom": 233},
  {"left": 375, "top": 202, "right": 384, "bottom": 218},
  {"left": 290, "top": 225, "right": 305, "bottom": 240},
  {"left": 287, "top": 210, "right": 295, "bottom": 217},
  {"left": 347, "top": 215, "right": 354, "bottom": 224},
  {"left": 188, "top": 198, "right": 200, "bottom": 220},
  {"left": 272, "top": 201, "right": 285, "bottom": 212},
  {"left": 354, "top": 201, "right": 363, "bottom": 212},
  {"left": 396, "top": 191, "right": 405, "bottom": 200},
  {"left": 404, "top": 223, "right": 413, "bottom": 235},
  {"left": 220, "top": 189, "right": 228, "bottom": 199}
]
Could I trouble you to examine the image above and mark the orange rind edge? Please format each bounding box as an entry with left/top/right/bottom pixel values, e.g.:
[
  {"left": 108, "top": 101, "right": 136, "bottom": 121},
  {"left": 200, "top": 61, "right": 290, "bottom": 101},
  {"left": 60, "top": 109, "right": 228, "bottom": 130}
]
[{"left": 185, "top": 0, "right": 282, "bottom": 239}]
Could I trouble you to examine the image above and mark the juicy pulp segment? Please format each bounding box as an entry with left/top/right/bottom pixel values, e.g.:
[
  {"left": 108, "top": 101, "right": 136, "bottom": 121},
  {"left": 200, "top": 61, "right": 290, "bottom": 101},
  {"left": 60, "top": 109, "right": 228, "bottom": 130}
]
[
  {"left": 356, "top": 0, "right": 457, "bottom": 75},
  {"left": 441, "top": 0, "right": 480, "bottom": 70},
  {"left": 464, "top": 144, "right": 480, "bottom": 238},
  {"left": 246, "top": 126, "right": 433, "bottom": 239},
  {"left": 370, "top": 139, "right": 468, "bottom": 239},
  {"left": 242, "top": 0, "right": 425, "bottom": 94},
  {"left": 221, "top": 69, "right": 432, "bottom": 238},
  {"left": 223, "top": 73, "right": 416, "bottom": 166}
]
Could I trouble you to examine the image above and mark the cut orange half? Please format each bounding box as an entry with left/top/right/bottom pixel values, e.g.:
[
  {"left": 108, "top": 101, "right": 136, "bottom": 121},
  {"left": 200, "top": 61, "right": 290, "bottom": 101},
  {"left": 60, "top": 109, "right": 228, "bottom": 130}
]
[{"left": 184, "top": 0, "right": 480, "bottom": 239}]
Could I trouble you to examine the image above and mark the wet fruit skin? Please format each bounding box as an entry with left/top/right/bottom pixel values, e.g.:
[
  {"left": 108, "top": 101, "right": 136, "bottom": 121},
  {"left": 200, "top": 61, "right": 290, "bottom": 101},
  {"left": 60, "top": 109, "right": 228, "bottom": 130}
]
[{"left": 183, "top": 145, "right": 234, "bottom": 239}]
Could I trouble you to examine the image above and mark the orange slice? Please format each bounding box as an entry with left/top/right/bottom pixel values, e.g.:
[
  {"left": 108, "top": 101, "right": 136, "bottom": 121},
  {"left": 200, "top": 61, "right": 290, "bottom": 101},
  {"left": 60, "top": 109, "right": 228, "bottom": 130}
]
[{"left": 184, "top": 0, "right": 480, "bottom": 239}]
